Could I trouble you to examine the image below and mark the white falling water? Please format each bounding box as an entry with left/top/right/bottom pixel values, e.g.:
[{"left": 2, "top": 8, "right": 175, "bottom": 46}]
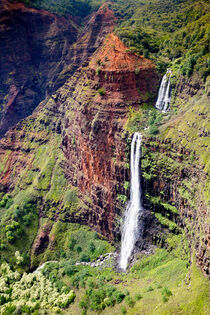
[
  {"left": 119, "top": 132, "right": 144, "bottom": 270},
  {"left": 155, "top": 69, "right": 172, "bottom": 112}
]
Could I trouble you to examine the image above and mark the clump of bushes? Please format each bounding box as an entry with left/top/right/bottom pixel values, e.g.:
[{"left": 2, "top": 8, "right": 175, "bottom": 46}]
[
  {"left": 121, "top": 305, "right": 127, "bottom": 314},
  {"left": 0, "top": 262, "right": 75, "bottom": 313},
  {"left": 117, "top": 194, "right": 128, "bottom": 204},
  {"left": 97, "top": 88, "right": 106, "bottom": 96},
  {"left": 71, "top": 268, "right": 91, "bottom": 289},
  {"left": 161, "top": 286, "right": 172, "bottom": 302},
  {"left": 145, "top": 285, "right": 154, "bottom": 292},
  {"left": 148, "top": 109, "right": 162, "bottom": 135},
  {"left": 96, "top": 67, "right": 101, "bottom": 75},
  {"left": 134, "top": 293, "right": 142, "bottom": 301},
  {"left": 79, "top": 280, "right": 126, "bottom": 312},
  {"left": 80, "top": 253, "right": 91, "bottom": 262},
  {"left": 125, "top": 296, "right": 135, "bottom": 307},
  {"left": 0, "top": 194, "right": 13, "bottom": 209}
]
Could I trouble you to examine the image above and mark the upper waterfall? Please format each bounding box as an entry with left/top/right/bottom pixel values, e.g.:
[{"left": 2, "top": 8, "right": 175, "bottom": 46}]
[
  {"left": 155, "top": 69, "right": 172, "bottom": 112},
  {"left": 119, "top": 132, "right": 144, "bottom": 270}
]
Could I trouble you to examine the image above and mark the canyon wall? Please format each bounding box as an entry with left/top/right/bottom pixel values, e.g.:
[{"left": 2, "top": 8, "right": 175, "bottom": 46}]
[{"left": 0, "top": 2, "right": 209, "bottom": 276}]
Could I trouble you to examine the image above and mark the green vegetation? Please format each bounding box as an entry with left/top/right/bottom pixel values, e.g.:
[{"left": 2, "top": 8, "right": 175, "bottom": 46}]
[
  {"left": 117, "top": 194, "right": 128, "bottom": 204},
  {"left": 10, "top": 0, "right": 92, "bottom": 17},
  {"left": 124, "top": 105, "right": 163, "bottom": 134},
  {"left": 0, "top": 262, "right": 75, "bottom": 314},
  {"left": 31, "top": 222, "right": 114, "bottom": 267},
  {"left": 1, "top": 1, "right": 209, "bottom": 315},
  {"left": 80, "top": 280, "right": 125, "bottom": 312},
  {"left": 97, "top": 87, "right": 106, "bottom": 96},
  {"left": 113, "top": 0, "right": 209, "bottom": 79},
  {"left": 0, "top": 247, "right": 208, "bottom": 314}
]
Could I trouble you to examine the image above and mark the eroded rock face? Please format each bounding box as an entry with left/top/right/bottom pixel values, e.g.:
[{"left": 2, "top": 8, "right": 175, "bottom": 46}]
[
  {"left": 142, "top": 139, "right": 209, "bottom": 277},
  {"left": 0, "top": 1, "right": 116, "bottom": 138},
  {"left": 0, "top": 9, "right": 159, "bottom": 244},
  {"left": 58, "top": 34, "right": 159, "bottom": 240},
  {"left": 33, "top": 223, "right": 52, "bottom": 255},
  {"left": 0, "top": 1, "right": 79, "bottom": 137},
  {"left": 0, "top": 3, "right": 208, "bottom": 277}
]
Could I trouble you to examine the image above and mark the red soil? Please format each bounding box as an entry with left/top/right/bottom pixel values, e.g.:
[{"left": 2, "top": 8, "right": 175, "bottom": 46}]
[{"left": 90, "top": 33, "right": 155, "bottom": 72}]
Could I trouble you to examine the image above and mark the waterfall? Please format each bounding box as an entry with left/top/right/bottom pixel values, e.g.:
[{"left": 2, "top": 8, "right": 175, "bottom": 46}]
[
  {"left": 119, "top": 132, "right": 144, "bottom": 270},
  {"left": 155, "top": 69, "right": 172, "bottom": 112}
]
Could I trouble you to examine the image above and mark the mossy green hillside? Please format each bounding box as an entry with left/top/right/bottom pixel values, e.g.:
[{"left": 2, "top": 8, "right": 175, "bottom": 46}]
[
  {"left": 10, "top": 236, "right": 206, "bottom": 315},
  {"left": 0, "top": 98, "right": 74, "bottom": 268},
  {"left": 31, "top": 222, "right": 114, "bottom": 268},
  {"left": 161, "top": 77, "right": 210, "bottom": 174}
]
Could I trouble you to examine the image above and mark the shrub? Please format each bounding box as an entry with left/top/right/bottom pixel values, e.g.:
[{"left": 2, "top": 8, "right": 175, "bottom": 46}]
[
  {"left": 134, "top": 293, "right": 142, "bottom": 301},
  {"left": 0, "top": 295, "right": 6, "bottom": 305},
  {"left": 161, "top": 287, "right": 172, "bottom": 302},
  {"left": 124, "top": 289, "right": 130, "bottom": 296},
  {"left": 0, "top": 199, "right": 6, "bottom": 207},
  {"left": 87, "top": 279, "right": 96, "bottom": 289},
  {"left": 76, "top": 245, "right": 82, "bottom": 254},
  {"left": 104, "top": 296, "right": 115, "bottom": 307},
  {"left": 80, "top": 253, "right": 91, "bottom": 262},
  {"left": 23, "top": 214, "right": 32, "bottom": 226},
  {"left": 149, "top": 125, "right": 159, "bottom": 135},
  {"left": 125, "top": 296, "right": 135, "bottom": 307},
  {"left": 6, "top": 231, "right": 14, "bottom": 242},
  {"left": 123, "top": 181, "right": 129, "bottom": 190},
  {"left": 114, "top": 291, "right": 125, "bottom": 303},
  {"left": 80, "top": 295, "right": 89, "bottom": 310},
  {"left": 64, "top": 264, "right": 77, "bottom": 277},
  {"left": 121, "top": 306, "right": 127, "bottom": 314},
  {"left": 143, "top": 49, "right": 149, "bottom": 58},
  {"left": 96, "top": 59, "right": 101, "bottom": 65},
  {"left": 97, "top": 88, "right": 106, "bottom": 96},
  {"left": 117, "top": 194, "right": 127, "bottom": 204},
  {"left": 69, "top": 238, "right": 77, "bottom": 250},
  {"left": 93, "top": 232, "right": 99, "bottom": 239},
  {"left": 190, "top": 152, "right": 195, "bottom": 162},
  {"left": 146, "top": 285, "right": 154, "bottom": 292},
  {"left": 89, "top": 241, "right": 95, "bottom": 253},
  {"left": 5, "top": 197, "right": 13, "bottom": 209},
  {"left": 0, "top": 243, "right": 6, "bottom": 250},
  {"left": 96, "top": 68, "right": 101, "bottom": 75}
]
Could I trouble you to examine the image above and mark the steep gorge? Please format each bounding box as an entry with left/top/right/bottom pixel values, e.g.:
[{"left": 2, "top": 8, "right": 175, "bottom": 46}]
[
  {"left": 0, "top": 0, "right": 116, "bottom": 137},
  {"left": 0, "top": 0, "right": 209, "bottom": 294}
]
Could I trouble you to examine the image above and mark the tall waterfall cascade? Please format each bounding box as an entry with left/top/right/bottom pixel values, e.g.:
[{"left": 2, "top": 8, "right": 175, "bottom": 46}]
[
  {"left": 155, "top": 69, "right": 172, "bottom": 112},
  {"left": 119, "top": 132, "right": 144, "bottom": 270}
]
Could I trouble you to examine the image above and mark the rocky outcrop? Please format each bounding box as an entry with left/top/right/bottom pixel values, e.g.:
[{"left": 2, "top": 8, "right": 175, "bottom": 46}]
[
  {"left": 0, "top": 1, "right": 116, "bottom": 138},
  {"left": 142, "top": 138, "right": 209, "bottom": 277},
  {"left": 33, "top": 223, "right": 52, "bottom": 255},
  {"left": 0, "top": 4, "right": 159, "bottom": 268},
  {"left": 0, "top": 0, "right": 79, "bottom": 137},
  {"left": 1, "top": 2, "right": 208, "bottom": 279},
  {"left": 58, "top": 34, "right": 159, "bottom": 240}
]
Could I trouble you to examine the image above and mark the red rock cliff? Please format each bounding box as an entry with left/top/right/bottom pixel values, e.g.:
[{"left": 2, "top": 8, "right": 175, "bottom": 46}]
[
  {"left": 0, "top": 1, "right": 116, "bottom": 138},
  {"left": 59, "top": 33, "right": 159, "bottom": 240}
]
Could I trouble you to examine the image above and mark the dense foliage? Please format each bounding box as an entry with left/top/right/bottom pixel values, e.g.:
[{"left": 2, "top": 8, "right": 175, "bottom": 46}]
[
  {"left": 1, "top": 1, "right": 209, "bottom": 314},
  {"left": 10, "top": 0, "right": 92, "bottom": 16},
  {"left": 12, "top": 0, "right": 209, "bottom": 78},
  {"left": 113, "top": 0, "right": 210, "bottom": 78},
  {"left": 0, "top": 261, "right": 75, "bottom": 314}
]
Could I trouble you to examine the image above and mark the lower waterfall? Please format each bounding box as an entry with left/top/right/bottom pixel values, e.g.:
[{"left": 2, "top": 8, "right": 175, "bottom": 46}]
[
  {"left": 119, "top": 132, "right": 144, "bottom": 270},
  {"left": 155, "top": 69, "right": 172, "bottom": 112}
]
